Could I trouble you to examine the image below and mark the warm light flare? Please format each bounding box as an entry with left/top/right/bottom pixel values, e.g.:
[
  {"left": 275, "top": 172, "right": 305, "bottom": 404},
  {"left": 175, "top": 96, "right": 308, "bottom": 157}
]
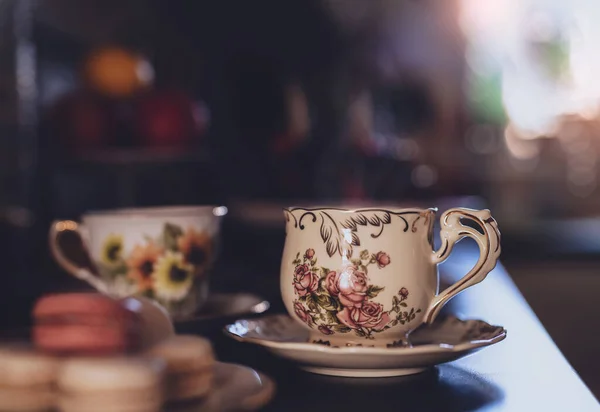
[
  {"left": 504, "top": 123, "right": 541, "bottom": 160},
  {"left": 461, "top": 0, "right": 600, "bottom": 167}
]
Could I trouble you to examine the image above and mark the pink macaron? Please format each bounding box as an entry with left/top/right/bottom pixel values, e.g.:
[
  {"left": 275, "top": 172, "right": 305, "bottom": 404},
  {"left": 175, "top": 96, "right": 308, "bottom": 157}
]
[{"left": 32, "top": 293, "right": 140, "bottom": 355}]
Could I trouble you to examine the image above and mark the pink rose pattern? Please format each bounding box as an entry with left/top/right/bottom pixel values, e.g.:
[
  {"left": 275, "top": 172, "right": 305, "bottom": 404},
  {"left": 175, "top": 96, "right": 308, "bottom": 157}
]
[
  {"left": 294, "top": 300, "right": 311, "bottom": 325},
  {"left": 293, "top": 264, "right": 319, "bottom": 297},
  {"left": 318, "top": 325, "right": 334, "bottom": 335},
  {"left": 399, "top": 287, "right": 409, "bottom": 299},
  {"left": 329, "top": 266, "right": 369, "bottom": 308},
  {"left": 304, "top": 248, "right": 315, "bottom": 260},
  {"left": 292, "top": 249, "right": 422, "bottom": 339},
  {"left": 375, "top": 251, "right": 391, "bottom": 269}
]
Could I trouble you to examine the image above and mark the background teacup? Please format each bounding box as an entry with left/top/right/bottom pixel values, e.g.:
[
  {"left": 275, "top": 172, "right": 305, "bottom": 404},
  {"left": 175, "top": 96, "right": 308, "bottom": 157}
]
[
  {"left": 281, "top": 206, "right": 500, "bottom": 347},
  {"left": 49, "top": 205, "right": 227, "bottom": 318}
]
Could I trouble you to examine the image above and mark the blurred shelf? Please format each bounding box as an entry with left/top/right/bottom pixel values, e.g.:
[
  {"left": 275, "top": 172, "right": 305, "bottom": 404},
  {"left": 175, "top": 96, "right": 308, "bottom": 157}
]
[{"left": 47, "top": 146, "right": 216, "bottom": 208}]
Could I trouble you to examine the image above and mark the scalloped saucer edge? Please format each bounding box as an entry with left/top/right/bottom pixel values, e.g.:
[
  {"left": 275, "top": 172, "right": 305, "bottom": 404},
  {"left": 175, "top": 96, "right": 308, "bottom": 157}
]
[{"left": 224, "top": 314, "right": 506, "bottom": 377}]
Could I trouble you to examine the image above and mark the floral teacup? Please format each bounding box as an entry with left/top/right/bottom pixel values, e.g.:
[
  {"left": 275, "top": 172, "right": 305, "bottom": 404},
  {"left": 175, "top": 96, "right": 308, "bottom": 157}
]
[
  {"left": 50, "top": 206, "right": 227, "bottom": 318},
  {"left": 281, "top": 206, "right": 501, "bottom": 347}
]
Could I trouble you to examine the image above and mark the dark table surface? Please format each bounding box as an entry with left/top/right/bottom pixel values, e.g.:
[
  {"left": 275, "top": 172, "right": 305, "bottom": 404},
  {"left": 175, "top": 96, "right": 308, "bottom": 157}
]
[
  {"left": 6, "top": 223, "right": 599, "bottom": 412},
  {"left": 202, "top": 243, "right": 600, "bottom": 412}
]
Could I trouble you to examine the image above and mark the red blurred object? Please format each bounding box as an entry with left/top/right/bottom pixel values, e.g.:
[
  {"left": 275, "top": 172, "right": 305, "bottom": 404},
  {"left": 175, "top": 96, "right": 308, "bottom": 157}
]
[
  {"left": 134, "top": 90, "right": 203, "bottom": 149},
  {"left": 50, "top": 91, "right": 116, "bottom": 151}
]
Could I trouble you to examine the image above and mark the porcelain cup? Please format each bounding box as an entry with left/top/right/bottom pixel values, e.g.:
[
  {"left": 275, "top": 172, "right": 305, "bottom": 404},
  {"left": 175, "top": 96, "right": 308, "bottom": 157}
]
[
  {"left": 280, "top": 207, "right": 500, "bottom": 347},
  {"left": 49, "top": 205, "right": 227, "bottom": 318}
]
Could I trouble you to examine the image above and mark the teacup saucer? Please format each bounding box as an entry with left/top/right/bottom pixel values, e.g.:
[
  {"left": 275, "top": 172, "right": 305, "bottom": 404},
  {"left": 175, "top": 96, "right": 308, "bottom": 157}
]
[
  {"left": 224, "top": 314, "right": 506, "bottom": 377},
  {"left": 174, "top": 293, "right": 270, "bottom": 324}
]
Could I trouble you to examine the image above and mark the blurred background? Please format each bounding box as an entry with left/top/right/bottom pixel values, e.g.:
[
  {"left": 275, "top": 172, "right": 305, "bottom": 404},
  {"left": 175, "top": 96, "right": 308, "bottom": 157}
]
[{"left": 0, "top": 0, "right": 599, "bottom": 396}]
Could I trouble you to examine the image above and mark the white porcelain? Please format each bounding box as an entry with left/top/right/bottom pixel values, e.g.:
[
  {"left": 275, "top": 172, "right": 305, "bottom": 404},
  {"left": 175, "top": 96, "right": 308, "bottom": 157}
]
[
  {"left": 281, "top": 207, "right": 501, "bottom": 347},
  {"left": 165, "top": 362, "right": 275, "bottom": 412},
  {"left": 174, "top": 293, "right": 270, "bottom": 323},
  {"left": 49, "top": 205, "right": 226, "bottom": 317},
  {"left": 225, "top": 314, "right": 506, "bottom": 377}
]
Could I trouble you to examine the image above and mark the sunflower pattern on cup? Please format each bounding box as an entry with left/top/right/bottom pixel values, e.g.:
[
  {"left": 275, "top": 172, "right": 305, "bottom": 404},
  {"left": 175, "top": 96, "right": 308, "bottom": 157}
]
[
  {"left": 100, "top": 234, "right": 124, "bottom": 266},
  {"left": 177, "top": 228, "right": 213, "bottom": 275},
  {"left": 292, "top": 249, "right": 422, "bottom": 339},
  {"left": 126, "top": 242, "right": 163, "bottom": 292},
  {"left": 152, "top": 251, "right": 195, "bottom": 301},
  {"left": 97, "top": 223, "right": 212, "bottom": 304}
]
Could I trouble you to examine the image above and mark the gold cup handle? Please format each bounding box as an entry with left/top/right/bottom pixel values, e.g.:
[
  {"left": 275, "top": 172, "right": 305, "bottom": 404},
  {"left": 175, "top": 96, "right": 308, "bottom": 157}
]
[
  {"left": 49, "top": 220, "right": 110, "bottom": 294},
  {"left": 423, "top": 208, "right": 501, "bottom": 324}
]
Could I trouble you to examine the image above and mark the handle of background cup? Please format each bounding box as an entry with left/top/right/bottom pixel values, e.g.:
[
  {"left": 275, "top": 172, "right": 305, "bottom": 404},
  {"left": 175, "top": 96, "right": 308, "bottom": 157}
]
[
  {"left": 423, "top": 208, "right": 501, "bottom": 324},
  {"left": 49, "top": 220, "right": 110, "bottom": 294}
]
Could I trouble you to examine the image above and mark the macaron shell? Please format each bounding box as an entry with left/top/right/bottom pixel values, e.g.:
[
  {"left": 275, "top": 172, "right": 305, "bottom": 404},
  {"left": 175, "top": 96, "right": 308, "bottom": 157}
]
[
  {"left": 0, "top": 346, "right": 59, "bottom": 386},
  {"left": 57, "top": 357, "right": 165, "bottom": 393},
  {"left": 32, "top": 293, "right": 140, "bottom": 354},
  {"left": 58, "top": 389, "right": 163, "bottom": 412},
  {"left": 146, "top": 335, "right": 214, "bottom": 374},
  {"left": 0, "top": 386, "right": 55, "bottom": 412},
  {"left": 166, "top": 370, "right": 213, "bottom": 402},
  {"left": 33, "top": 323, "right": 131, "bottom": 355},
  {"left": 33, "top": 293, "right": 128, "bottom": 319}
]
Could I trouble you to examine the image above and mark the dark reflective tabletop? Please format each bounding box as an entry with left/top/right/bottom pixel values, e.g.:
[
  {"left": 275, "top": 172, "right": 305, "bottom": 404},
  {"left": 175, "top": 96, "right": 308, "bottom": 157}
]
[
  {"left": 5, "top": 228, "right": 597, "bottom": 412},
  {"left": 205, "top": 243, "right": 600, "bottom": 412}
]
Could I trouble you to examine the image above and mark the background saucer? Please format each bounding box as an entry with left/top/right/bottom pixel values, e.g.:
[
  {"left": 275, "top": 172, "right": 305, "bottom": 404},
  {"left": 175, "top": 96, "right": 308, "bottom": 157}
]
[
  {"left": 174, "top": 293, "right": 270, "bottom": 324},
  {"left": 174, "top": 292, "right": 270, "bottom": 336}
]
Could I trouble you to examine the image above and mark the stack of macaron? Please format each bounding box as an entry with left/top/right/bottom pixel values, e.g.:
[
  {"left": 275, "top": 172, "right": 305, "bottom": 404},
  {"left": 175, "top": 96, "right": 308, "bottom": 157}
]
[
  {"left": 0, "top": 292, "right": 216, "bottom": 412},
  {"left": 56, "top": 357, "right": 166, "bottom": 412},
  {"left": 147, "top": 335, "right": 215, "bottom": 402},
  {"left": 0, "top": 346, "right": 59, "bottom": 412}
]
